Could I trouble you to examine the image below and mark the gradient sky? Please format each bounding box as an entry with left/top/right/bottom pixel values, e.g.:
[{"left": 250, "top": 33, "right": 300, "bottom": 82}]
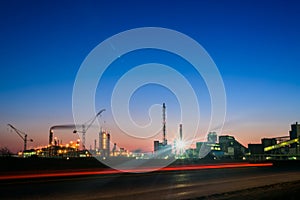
[{"left": 1, "top": 0, "right": 300, "bottom": 153}]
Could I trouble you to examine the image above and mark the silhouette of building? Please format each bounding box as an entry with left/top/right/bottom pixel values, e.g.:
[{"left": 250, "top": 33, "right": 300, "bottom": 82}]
[
  {"left": 261, "top": 138, "right": 277, "bottom": 154},
  {"left": 290, "top": 122, "right": 300, "bottom": 140},
  {"left": 261, "top": 138, "right": 277, "bottom": 147},
  {"left": 196, "top": 141, "right": 222, "bottom": 159},
  {"left": 248, "top": 144, "right": 263, "bottom": 155},
  {"left": 289, "top": 122, "right": 300, "bottom": 151},
  {"left": 219, "top": 135, "right": 246, "bottom": 159}
]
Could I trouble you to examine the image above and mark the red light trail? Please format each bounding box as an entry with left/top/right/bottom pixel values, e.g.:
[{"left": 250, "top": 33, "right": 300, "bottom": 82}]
[{"left": 0, "top": 162, "right": 272, "bottom": 181}]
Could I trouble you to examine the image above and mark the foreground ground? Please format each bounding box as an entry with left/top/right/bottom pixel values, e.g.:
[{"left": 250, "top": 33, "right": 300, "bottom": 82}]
[{"left": 198, "top": 180, "right": 300, "bottom": 200}]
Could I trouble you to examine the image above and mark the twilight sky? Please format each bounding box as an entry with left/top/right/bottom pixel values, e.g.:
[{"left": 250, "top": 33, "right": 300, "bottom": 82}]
[{"left": 1, "top": 0, "right": 300, "bottom": 153}]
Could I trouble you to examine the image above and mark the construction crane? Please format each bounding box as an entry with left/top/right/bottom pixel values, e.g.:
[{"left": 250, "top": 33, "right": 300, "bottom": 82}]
[
  {"left": 49, "top": 109, "right": 106, "bottom": 149},
  {"left": 7, "top": 124, "right": 33, "bottom": 151},
  {"left": 73, "top": 109, "right": 106, "bottom": 149}
]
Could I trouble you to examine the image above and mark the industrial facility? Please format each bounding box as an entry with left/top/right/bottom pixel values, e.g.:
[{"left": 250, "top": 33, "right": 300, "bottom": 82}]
[
  {"left": 5, "top": 102, "right": 300, "bottom": 162},
  {"left": 11, "top": 108, "right": 129, "bottom": 159},
  {"left": 21, "top": 128, "right": 131, "bottom": 159},
  {"left": 247, "top": 122, "right": 300, "bottom": 161}
]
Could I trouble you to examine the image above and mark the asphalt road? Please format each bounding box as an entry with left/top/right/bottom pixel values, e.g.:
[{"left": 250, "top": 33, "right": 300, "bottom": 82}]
[{"left": 1, "top": 165, "right": 300, "bottom": 200}]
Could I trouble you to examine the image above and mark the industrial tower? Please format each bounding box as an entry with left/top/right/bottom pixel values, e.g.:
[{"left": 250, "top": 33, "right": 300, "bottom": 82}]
[
  {"left": 163, "top": 103, "right": 167, "bottom": 145},
  {"left": 179, "top": 124, "right": 183, "bottom": 141},
  {"left": 154, "top": 103, "right": 172, "bottom": 157},
  {"left": 99, "top": 128, "right": 110, "bottom": 157}
]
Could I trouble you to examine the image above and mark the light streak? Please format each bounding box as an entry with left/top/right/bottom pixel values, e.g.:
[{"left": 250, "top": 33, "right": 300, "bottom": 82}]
[{"left": 0, "top": 162, "right": 273, "bottom": 180}]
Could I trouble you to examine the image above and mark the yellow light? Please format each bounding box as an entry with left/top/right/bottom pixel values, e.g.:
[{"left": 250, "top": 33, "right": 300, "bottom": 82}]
[{"left": 264, "top": 138, "right": 299, "bottom": 152}]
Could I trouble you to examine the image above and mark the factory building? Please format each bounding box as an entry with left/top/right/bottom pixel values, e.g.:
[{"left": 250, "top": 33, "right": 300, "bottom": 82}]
[
  {"left": 290, "top": 122, "right": 300, "bottom": 140},
  {"left": 219, "top": 135, "right": 247, "bottom": 159},
  {"left": 196, "top": 132, "right": 222, "bottom": 159},
  {"left": 289, "top": 122, "right": 300, "bottom": 150},
  {"left": 248, "top": 144, "right": 263, "bottom": 155},
  {"left": 261, "top": 138, "right": 277, "bottom": 154},
  {"left": 247, "top": 122, "right": 300, "bottom": 161}
]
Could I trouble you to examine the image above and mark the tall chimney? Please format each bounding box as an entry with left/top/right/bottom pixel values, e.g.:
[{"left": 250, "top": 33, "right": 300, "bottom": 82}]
[
  {"left": 163, "top": 103, "right": 167, "bottom": 145},
  {"left": 179, "top": 124, "right": 182, "bottom": 141}
]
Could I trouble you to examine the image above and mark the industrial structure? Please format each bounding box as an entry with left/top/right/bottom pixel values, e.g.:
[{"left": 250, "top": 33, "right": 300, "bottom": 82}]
[
  {"left": 153, "top": 103, "right": 172, "bottom": 158},
  {"left": 180, "top": 132, "right": 247, "bottom": 160},
  {"left": 193, "top": 132, "right": 221, "bottom": 159},
  {"left": 49, "top": 109, "right": 105, "bottom": 149},
  {"left": 7, "top": 124, "right": 33, "bottom": 152},
  {"left": 247, "top": 122, "right": 300, "bottom": 161},
  {"left": 218, "top": 135, "right": 247, "bottom": 159},
  {"left": 162, "top": 103, "right": 167, "bottom": 145},
  {"left": 174, "top": 124, "right": 185, "bottom": 157},
  {"left": 8, "top": 98, "right": 300, "bottom": 162},
  {"left": 98, "top": 128, "right": 110, "bottom": 158},
  {"left": 21, "top": 124, "right": 132, "bottom": 159}
]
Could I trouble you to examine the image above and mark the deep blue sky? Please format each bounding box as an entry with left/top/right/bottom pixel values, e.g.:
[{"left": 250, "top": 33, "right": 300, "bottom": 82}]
[{"left": 1, "top": 0, "right": 300, "bottom": 152}]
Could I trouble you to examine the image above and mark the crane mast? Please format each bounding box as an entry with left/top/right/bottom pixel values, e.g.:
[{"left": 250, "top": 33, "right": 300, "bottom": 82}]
[
  {"left": 75, "top": 109, "right": 106, "bottom": 149},
  {"left": 7, "top": 124, "right": 33, "bottom": 151}
]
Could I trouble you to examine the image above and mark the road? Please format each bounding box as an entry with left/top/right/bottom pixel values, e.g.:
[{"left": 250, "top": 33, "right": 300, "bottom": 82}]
[{"left": 1, "top": 163, "right": 300, "bottom": 200}]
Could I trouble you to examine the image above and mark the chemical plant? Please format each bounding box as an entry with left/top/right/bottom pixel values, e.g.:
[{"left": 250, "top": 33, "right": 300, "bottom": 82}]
[{"left": 4, "top": 103, "right": 300, "bottom": 162}]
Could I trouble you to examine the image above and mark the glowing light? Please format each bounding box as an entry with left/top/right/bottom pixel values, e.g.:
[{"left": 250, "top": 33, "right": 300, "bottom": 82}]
[
  {"left": 0, "top": 162, "right": 273, "bottom": 180},
  {"left": 264, "top": 138, "right": 299, "bottom": 152},
  {"left": 177, "top": 140, "right": 186, "bottom": 150}
]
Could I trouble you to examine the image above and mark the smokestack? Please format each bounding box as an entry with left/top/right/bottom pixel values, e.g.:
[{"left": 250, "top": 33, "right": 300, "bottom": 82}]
[
  {"left": 49, "top": 129, "right": 53, "bottom": 145},
  {"left": 179, "top": 124, "right": 182, "bottom": 141},
  {"left": 163, "top": 103, "right": 167, "bottom": 145}
]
